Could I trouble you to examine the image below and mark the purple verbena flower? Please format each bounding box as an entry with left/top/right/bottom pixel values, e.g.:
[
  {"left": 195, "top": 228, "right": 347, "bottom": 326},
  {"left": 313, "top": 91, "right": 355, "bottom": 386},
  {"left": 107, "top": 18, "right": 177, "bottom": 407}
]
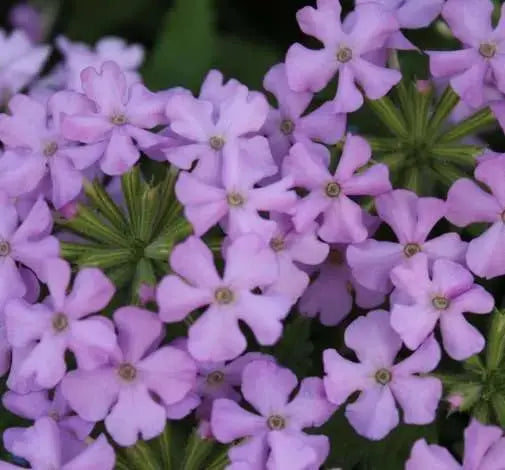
[
  {"left": 283, "top": 137, "right": 391, "bottom": 243},
  {"left": 211, "top": 360, "right": 334, "bottom": 470},
  {"left": 390, "top": 253, "right": 494, "bottom": 360},
  {"left": 263, "top": 215, "right": 329, "bottom": 303},
  {"left": 157, "top": 235, "right": 291, "bottom": 361},
  {"left": 0, "top": 93, "right": 103, "bottom": 208},
  {"left": 429, "top": 0, "right": 505, "bottom": 107},
  {"left": 5, "top": 258, "right": 116, "bottom": 388},
  {"left": 300, "top": 245, "right": 385, "bottom": 326},
  {"left": 446, "top": 156, "right": 505, "bottom": 279},
  {"left": 9, "top": 4, "right": 43, "bottom": 44},
  {"left": 285, "top": 0, "right": 401, "bottom": 113},
  {"left": 3, "top": 386, "right": 94, "bottom": 463},
  {"left": 347, "top": 189, "right": 467, "bottom": 293},
  {"left": 61, "top": 307, "right": 196, "bottom": 446},
  {"left": 175, "top": 163, "right": 296, "bottom": 240},
  {"left": 2, "top": 417, "right": 115, "bottom": 469},
  {"left": 406, "top": 419, "right": 505, "bottom": 469},
  {"left": 164, "top": 85, "right": 275, "bottom": 184},
  {"left": 0, "top": 29, "right": 50, "bottom": 105},
  {"left": 323, "top": 309, "right": 442, "bottom": 440},
  {"left": 60, "top": 61, "right": 166, "bottom": 175},
  {"left": 263, "top": 63, "right": 346, "bottom": 164}
]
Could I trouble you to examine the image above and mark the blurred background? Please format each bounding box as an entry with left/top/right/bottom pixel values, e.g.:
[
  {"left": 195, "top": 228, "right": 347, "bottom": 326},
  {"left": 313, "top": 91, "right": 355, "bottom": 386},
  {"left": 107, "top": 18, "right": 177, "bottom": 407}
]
[{"left": 0, "top": 0, "right": 411, "bottom": 94}]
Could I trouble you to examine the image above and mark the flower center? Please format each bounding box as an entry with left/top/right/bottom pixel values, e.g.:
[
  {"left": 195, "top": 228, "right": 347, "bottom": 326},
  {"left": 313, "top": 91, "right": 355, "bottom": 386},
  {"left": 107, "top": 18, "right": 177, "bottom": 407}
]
[
  {"left": 43, "top": 141, "right": 58, "bottom": 157},
  {"left": 375, "top": 368, "right": 392, "bottom": 385},
  {"left": 0, "top": 240, "right": 10, "bottom": 257},
  {"left": 52, "top": 313, "right": 69, "bottom": 333},
  {"left": 328, "top": 249, "right": 343, "bottom": 265},
  {"left": 432, "top": 295, "right": 450, "bottom": 310},
  {"left": 214, "top": 287, "right": 234, "bottom": 305},
  {"left": 336, "top": 46, "right": 353, "bottom": 63},
  {"left": 118, "top": 363, "right": 137, "bottom": 382},
  {"left": 267, "top": 414, "right": 286, "bottom": 430},
  {"left": 280, "top": 119, "right": 295, "bottom": 136},
  {"left": 403, "top": 243, "right": 421, "bottom": 258},
  {"left": 209, "top": 136, "right": 225, "bottom": 150},
  {"left": 226, "top": 192, "right": 245, "bottom": 207},
  {"left": 270, "top": 236, "right": 285, "bottom": 252},
  {"left": 206, "top": 370, "right": 225, "bottom": 386},
  {"left": 479, "top": 42, "right": 496, "bottom": 58},
  {"left": 110, "top": 113, "right": 127, "bottom": 125},
  {"left": 325, "top": 181, "right": 341, "bottom": 198}
]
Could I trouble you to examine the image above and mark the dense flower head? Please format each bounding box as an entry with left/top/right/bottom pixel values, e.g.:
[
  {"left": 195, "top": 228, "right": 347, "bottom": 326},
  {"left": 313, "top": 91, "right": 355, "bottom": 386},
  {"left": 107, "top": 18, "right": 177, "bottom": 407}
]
[
  {"left": 2, "top": 0, "right": 505, "bottom": 468},
  {"left": 211, "top": 359, "right": 334, "bottom": 470},
  {"left": 323, "top": 310, "right": 442, "bottom": 440}
]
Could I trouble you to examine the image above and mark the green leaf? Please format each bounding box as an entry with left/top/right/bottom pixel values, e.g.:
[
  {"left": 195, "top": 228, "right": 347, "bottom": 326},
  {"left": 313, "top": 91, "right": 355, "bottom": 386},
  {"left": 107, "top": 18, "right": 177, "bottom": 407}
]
[
  {"left": 73, "top": 247, "right": 132, "bottom": 269},
  {"left": 486, "top": 309, "right": 505, "bottom": 371},
  {"left": 84, "top": 179, "right": 128, "bottom": 231},
  {"left": 143, "top": 0, "right": 215, "bottom": 91},
  {"left": 58, "top": 204, "right": 129, "bottom": 247},
  {"left": 181, "top": 430, "right": 216, "bottom": 470},
  {"left": 121, "top": 166, "right": 143, "bottom": 237},
  {"left": 367, "top": 137, "right": 402, "bottom": 153},
  {"left": 430, "top": 144, "right": 482, "bottom": 167},
  {"left": 123, "top": 440, "right": 159, "bottom": 470},
  {"left": 271, "top": 315, "right": 313, "bottom": 377},
  {"left": 145, "top": 219, "right": 192, "bottom": 261},
  {"left": 366, "top": 95, "right": 409, "bottom": 138},
  {"left": 492, "top": 395, "right": 505, "bottom": 427},
  {"left": 438, "top": 107, "right": 496, "bottom": 143},
  {"left": 131, "top": 258, "right": 157, "bottom": 304},
  {"left": 427, "top": 86, "right": 460, "bottom": 137}
]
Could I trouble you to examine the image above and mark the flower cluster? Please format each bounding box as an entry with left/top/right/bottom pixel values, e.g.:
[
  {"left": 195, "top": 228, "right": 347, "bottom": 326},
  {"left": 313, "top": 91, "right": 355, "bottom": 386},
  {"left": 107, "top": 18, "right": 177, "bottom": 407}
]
[{"left": 0, "top": 0, "right": 505, "bottom": 468}]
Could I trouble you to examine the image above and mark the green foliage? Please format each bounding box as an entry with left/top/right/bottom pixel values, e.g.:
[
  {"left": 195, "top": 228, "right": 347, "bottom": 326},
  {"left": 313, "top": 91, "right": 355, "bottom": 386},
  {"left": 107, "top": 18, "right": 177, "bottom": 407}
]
[
  {"left": 320, "top": 408, "right": 438, "bottom": 470},
  {"left": 58, "top": 166, "right": 191, "bottom": 303},
  {"left": 365, "top": 82, "right": 494, "bottom": 195},
  {"left": 115, "top": 424, "right": 229, "bottom": 470},
  {"left": 438, "top": 309, "right": 505, "bottom": 427}
]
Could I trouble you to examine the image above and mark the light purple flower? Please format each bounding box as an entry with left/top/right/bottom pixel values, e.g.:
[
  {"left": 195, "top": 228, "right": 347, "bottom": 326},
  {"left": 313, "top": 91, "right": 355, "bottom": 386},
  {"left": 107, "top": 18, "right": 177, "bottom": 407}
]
[
  {"left": 175, "top": 163, "right": 296, "bottom": 241},
  {"left": 60, "top": 60, "right": 166, "bottom": 175},
  {"left": 0, "top": 29, "right": 50, "bottom": 105},
  {"left": 5, "top": 258, "right": 116, "bottom": 388},
  {"left": 283, "top": 137, "right": 391, "bottom": 243},
  {"left": 3, "top": 386, "right": 94, "bottom": 463},
  {"left": 0, "top": 197, "right": 59, "bottom": 309},
  {"left": 199, "top": 69, "right": 243, "bottom": 107},
  {"left": 429, "top": 0, "right": 505, "bottom": 107},
  {"left": 2, "top": 417, "right": 115, "bottom": 470},
  {"left": 356, "top": 0, "right": 444, "bottom": 51},
  {"left": 157, "top": 235, "right": 291, "bottom": 362},
  {"left": 263, "top": 215, "right": 329, "bottom": 303},
  {"left": 347, "top": 189, "right": 467, "bottom": 293},
  {"left": 285, "top": 0, "right": 401, "bottom": 113},
  {"left": 9, "top": 4, "right": 43, "bottom": 43},
  {"left": 406, "top": 419, "right": 505, "bottom": 469},
  {"left": 57, "top": 35, "right": 144, "bottom": 91},
  {"left": 323, "top": 309, "right": 442, "bottom": 440},
  {"left": 262, "top": 63, "right": 346, "bottom": 163},
  {"left": 211, "top": 360, "right": 334, "bottom": 470},
  {"left": 0, "top": 93, "right": 103, "bottom": 208},
  {"left": 300, "top": 245, "right": 385, "bottom": 326},
  {"left": 61, "top": 307, "right": 196, "bottom": 446},
  {"left": 390, "top": 253, "right": 494, "bottom": 360},
  {"left": 446, "top": 157, "right": 505, "bottom": 279},
  {"left": 164, "top": 85, "right": 275, "bottom": 184},
  {"left": 171, "top": 339, "right": 274, "bottom": 420}
]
